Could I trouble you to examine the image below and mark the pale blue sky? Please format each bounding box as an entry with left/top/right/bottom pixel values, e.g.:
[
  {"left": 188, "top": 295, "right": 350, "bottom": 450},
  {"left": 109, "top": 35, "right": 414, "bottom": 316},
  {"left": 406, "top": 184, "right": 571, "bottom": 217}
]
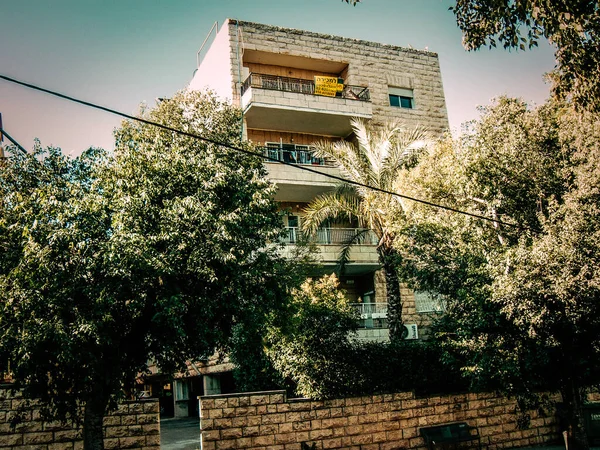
[{"left": 1, "top": 0, "right": 556, "bottom": 155}]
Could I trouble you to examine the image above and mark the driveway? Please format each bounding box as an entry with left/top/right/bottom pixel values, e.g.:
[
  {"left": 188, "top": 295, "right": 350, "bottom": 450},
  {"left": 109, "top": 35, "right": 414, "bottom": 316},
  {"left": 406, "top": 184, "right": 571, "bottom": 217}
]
[{"left": 160, "top": 417, "right": 201, "bottom": 450}]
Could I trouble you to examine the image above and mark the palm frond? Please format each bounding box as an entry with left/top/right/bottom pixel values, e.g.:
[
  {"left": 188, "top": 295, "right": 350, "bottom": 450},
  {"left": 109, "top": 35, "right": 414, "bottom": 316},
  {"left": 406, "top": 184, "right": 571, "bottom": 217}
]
[
  {"left": 336, "top": 228, "right": 374, "bottom": 275},
  {"left": 301, "top": 187, "right": 362, "bottom": 234}
]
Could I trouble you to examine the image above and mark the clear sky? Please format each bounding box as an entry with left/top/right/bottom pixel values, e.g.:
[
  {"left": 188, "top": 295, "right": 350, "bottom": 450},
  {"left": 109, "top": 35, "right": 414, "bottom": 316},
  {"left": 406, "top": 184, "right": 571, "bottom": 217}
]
[{"left": 1, "top": 0, "right": 556, "bottom": 156}]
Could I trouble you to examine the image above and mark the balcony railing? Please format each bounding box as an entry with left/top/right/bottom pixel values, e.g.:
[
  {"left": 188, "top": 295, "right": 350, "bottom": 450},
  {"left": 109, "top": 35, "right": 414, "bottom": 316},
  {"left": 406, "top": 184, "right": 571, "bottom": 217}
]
[
  {"left": 259, "top": 146, "right": 332, "bottom": 167},
  {"left": 283, "top": 227, "right": 378, "bottom": 245},
  {"left": 241, "top": 73, "right": 370, "bottom": 102},
  {"left": 351, "top": 303, "right": 388, "bottom": 317}
]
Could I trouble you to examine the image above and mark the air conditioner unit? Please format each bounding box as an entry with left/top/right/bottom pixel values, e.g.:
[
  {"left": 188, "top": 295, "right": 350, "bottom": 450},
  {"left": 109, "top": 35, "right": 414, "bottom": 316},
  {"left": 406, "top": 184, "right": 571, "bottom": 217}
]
[{"left": 402, "top": 323, "right": 419, "bottom": 340}]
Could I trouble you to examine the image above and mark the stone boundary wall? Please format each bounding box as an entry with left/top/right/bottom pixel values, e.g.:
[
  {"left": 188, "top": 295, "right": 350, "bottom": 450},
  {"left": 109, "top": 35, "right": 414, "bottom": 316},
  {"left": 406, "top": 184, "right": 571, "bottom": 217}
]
[
  {"left": 199, "top": 390, "right": 559, "bottom": 450},
  {"left": 0, "top": 386, "right": 159, "bottom": 450}
]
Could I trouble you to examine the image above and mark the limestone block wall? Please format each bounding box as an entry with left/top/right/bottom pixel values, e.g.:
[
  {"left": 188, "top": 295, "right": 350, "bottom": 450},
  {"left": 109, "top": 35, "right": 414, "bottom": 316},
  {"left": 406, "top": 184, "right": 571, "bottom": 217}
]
[
  {"left": 0, "top": 386, "right": 159, "bottom": 450},
  {"left": 225, "top": 19, "right": 449, "bottom": 137},
  {"left": 199, "top": 390, "right": 559, "bottom": 450}
]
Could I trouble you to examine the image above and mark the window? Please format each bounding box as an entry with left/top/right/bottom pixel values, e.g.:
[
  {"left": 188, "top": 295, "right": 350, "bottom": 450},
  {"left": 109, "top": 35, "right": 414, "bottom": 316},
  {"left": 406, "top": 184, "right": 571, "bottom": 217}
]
[
  {"left": 388, "top": 87, "right": 414, "bottom": 109},
  {"left": 173, "top": 380, "right": 189, "bottom": 401},
  {"left": 414, "top": 291, "right": 446, "bottom": 313}
]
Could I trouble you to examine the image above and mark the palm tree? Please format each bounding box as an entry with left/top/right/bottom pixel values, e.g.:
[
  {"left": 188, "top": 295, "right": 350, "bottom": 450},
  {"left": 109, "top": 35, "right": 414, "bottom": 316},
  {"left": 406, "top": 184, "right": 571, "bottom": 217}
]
[{"left": 301, "top": 118, "right": 429, "bottom": 342}]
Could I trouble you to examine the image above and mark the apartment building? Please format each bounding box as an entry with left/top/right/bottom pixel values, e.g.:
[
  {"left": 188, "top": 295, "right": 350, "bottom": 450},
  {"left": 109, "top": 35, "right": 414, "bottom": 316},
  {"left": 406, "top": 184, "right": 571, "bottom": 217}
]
[{"left": 152, "top": 19, "right": 449, "bottom": 416}]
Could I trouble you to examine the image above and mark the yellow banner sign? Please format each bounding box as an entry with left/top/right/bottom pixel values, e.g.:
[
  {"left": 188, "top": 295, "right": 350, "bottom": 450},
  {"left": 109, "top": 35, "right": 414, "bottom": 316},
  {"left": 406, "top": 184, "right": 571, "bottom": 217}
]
[{"left": 314, "top": 76, "right": 344, "bottom": 97}]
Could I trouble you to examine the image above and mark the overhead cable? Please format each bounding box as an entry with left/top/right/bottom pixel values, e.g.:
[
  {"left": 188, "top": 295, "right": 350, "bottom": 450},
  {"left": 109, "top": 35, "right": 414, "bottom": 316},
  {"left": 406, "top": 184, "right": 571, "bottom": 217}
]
[{"left": 0, "top": 73, "right": 531, "bottom": 232}]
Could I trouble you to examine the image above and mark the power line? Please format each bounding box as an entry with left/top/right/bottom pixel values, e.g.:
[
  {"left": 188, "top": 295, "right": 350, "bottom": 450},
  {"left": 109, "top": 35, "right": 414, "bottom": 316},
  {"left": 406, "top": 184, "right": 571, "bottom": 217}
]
[{"left": 0, "top": 73, "right": 531, "bottom": 232}]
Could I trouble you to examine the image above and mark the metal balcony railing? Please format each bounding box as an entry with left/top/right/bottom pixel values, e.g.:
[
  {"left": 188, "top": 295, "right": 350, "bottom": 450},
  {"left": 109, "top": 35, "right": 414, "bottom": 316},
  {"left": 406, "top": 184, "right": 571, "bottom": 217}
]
[
  {"left": 258, "top": 146, "right": 330, "bottom": 167},
  {"left": 283, "top": 227, "right": 378, "bottom": 245},
  {"left": 350, "top": 303, "right": 388, "bottom": 317},
  {"left": 241, "top": 73, "right": 370, "bottom": 102}
]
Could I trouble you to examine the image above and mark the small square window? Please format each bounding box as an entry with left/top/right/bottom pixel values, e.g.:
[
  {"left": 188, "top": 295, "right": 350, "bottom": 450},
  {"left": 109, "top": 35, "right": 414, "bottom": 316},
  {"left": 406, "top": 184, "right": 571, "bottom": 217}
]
[{"left": 388, "top": 87, "right": 414, "bottom": 109}]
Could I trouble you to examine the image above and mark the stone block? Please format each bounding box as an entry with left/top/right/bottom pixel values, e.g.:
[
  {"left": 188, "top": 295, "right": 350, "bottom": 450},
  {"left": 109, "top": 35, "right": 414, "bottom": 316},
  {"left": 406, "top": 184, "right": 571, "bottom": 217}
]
[
  {"left": 259, "top": 424, "right": 277, "bottom": 435},
  {"left": 119, "top": 435, "right": 146, "bottom": 448},
  {"left": 214, "top": 399, "right": 228, "bottom": 409},
  {"left": 105, "top": 426, "right": 129, "bottom": 438},
  {"left": 221, "top": 427, "right": 243, "bottom": 440},
  {"left": 226, "top": 398, "right": 239, "bottom": 408},
  {"left": 48, "top": 442, "right": 75, "bottom": 450},
  {"left": 262, "top": 413, "right": 285, "bottom": 424},
  {"left": 0, "top": 434, "right": 23, "bottom": 446},
  {"left": 126, "top": 425, "right": 144, "bottom": 436},
  {"left": 202, "top": 429, "right": 220, "bottom": 441},
  {"left": 53, "top": 429, "right": 81, "bottom": 442},
  {"left": 143, "top": 402, "right": 159, "bottom": 414},
  {"left": 242, "top": 426, "right": 260, "bottom": 437},
  {"left": 351, "top": 433, "right": 373, "bottom": 445},
  {"left": 310, "top": 428, "right": 333, "bottom": 440},
  {"left": 144, "top": 434, "right": 160, "bottom": 447},
  {"left": 321, "top": 417, "right": 346, "bottom": 429},
  {"left": 294, "top": 431, "right": 310, "bottom": 443},
  {"left": 322, "top": 437, "right": 342, "bottom": 449},
  {"left": 15, "top": 421, "right": 44, "bottom": 432},
  {"left": 315, "top": 409, "right": 330, "bottom": 419},
  {"left": 121, "top": 414, "right": 137, "bottom": 425},
  {"left": 102, "top": 416, "right": 121, "bottom": 427},
  {"left": 128, "top": 403, "right": 144, "bottom": 414},
  {"left": 215, "top": 441, "right": 235, "bottom": 450},
  {"left": 141, "top": 424, "right": 159, "bottom": 435},
  {"left": 275, "top": 433, "right": 296, "bottom": 444},
  {"left": 23, "top": 432, "right": 54, "bottom": 445},
  {"left": 103, "top": 438, "right": 120, "bottom": 450},
  {"left": 213, "top": 418, "right": 232, "bottom": 429},
  {"left": 136, "top": 414, "right": 156, "bottom": 425},
  {"left": 252, "top": 435, "right": 275, "bottom": 446}
]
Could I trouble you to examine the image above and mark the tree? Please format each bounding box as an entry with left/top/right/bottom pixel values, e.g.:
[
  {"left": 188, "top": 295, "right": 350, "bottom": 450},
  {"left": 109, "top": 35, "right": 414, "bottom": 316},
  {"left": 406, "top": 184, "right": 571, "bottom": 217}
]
[
  {"left": 301, "top": 118, "right": 429, "bottom": 342},
  {"left": 451, "top": 0, "right": 600, "bottom": 112},
  {"left": 0, "top": 90, "right": 289, "bottom": 450},
  {"left": 395, "top": 97, "right": 600, "bottom": 450},
  {"left": 265, "top": 274, "right": 360, "bottom": 399}
]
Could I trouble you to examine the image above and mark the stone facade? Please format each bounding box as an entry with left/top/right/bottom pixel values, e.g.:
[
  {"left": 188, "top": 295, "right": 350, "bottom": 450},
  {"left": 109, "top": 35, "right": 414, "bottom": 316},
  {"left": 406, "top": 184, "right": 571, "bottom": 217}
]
[
  {"left": 225, "top": 19, "right": 449, "bottom": 136},
  {"left": 0, "top": 386, "right": 159, "bottom": 450},
  {"left": 199, "top": 390, "right": 559, "bottom": 450}
]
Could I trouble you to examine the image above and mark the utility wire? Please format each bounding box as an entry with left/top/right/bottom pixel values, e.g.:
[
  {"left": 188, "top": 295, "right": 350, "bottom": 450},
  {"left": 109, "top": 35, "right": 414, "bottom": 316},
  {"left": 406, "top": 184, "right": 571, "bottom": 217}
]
[
  {"left": 0, "top": 73, "right": 531, "bottom": 232},
  {"left": 0, "top": 128, "right": 28, "bottom": 154}
]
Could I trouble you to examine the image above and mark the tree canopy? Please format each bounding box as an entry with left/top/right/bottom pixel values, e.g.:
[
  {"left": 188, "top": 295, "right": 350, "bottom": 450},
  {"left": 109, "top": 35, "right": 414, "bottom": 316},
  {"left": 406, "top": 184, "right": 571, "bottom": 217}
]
[
  {"left": 0, "top": 90, "right": 290, "bottom": 450},
  {"left": 452, "top": 1, "right": 600, "bottom": 111},
  {"left": 395, "top": 97, "right": 600, "bottom": 450}
]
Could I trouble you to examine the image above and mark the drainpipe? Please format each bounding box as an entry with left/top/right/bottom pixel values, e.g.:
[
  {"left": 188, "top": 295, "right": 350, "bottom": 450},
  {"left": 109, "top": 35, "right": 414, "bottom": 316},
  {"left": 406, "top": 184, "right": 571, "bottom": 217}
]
[{"left": 235, "top": 20, "right": 244, "bottom": 142}]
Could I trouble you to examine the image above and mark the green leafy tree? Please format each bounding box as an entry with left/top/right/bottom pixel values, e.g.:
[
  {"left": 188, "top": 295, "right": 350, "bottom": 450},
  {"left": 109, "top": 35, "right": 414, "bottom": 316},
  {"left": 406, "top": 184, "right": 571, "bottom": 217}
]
[
  {"left": 396, "top": 97, "right": 600, "bottom": 450},
  {"left": 0, "top": 90, "right": 289, "bottom": 450},
  {"left": 301, "top": 118, "right": 429, "bottom": 342},
  {"left": 265, "top": 274, "right": 359, "bottom": 399},
  {"left": 451, "top": 0, "right": 600, "bottom": 112}
]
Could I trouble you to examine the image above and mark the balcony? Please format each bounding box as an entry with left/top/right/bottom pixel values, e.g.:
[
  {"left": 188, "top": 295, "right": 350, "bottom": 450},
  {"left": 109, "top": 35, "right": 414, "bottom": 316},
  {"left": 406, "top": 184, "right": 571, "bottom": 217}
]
[
  {"left": 258, "top": 146, "right": 329, "bottom": 167},
  {"left": 241, "top": 73, "right": 372, "bottom": 137},
  {"left": 351, "top": 303, "right": 388, "bottom": 319},
  {"left": 279, "top": 227, "right": 380, "bottom": 276},
  {"left": 283, "top": 227, "right": 378, "bottom": 245},
  {"left": 241, "top": 74, "right": 370, "bottom": 101}
]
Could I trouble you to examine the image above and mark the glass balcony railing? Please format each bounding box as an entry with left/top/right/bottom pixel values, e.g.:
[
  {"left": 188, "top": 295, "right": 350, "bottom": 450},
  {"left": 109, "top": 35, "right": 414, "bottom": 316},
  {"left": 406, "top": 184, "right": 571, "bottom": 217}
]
[
  {"left": 283, "top": 227, "right": 378, "bottom": 245},
  {"left": 241, "top": 73, "right": 370, "bottom": 102}
]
